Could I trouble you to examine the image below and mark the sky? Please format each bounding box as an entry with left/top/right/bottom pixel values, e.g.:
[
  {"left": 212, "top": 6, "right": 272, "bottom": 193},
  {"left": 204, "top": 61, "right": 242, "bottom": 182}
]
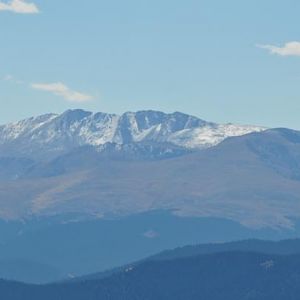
[{"left": 0, "top": 0, "right": 300, "bottom": 129}]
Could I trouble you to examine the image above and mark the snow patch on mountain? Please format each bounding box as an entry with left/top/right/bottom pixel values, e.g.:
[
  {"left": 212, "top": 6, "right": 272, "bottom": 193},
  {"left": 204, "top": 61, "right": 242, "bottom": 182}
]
[
  {"left": 0, "top": 110, "right": 266, "bottom": 159},
  {"left": 168, "top": 124, "right": 266, "bottom": 149},
  {"left": 0, "top": 114, "right": 57, "bottom": 142}
]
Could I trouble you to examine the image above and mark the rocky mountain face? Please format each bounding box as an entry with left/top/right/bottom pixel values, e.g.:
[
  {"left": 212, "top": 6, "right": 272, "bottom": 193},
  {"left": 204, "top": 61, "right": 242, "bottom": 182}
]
[{"left": 0, "top": 109, "right": 265, "bottom": 160}]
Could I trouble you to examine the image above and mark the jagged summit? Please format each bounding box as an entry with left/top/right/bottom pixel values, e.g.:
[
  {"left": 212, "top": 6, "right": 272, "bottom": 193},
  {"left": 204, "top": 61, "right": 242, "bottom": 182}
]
[{"left": 0, "top": 109, "right": 265, "bottom": 159}]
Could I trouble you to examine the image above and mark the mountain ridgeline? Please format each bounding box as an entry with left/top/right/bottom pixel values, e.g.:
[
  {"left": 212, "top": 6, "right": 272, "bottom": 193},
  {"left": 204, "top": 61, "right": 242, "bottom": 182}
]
[
  {"left": 2, "top": 239, "right": 300, "bottom": 300},
  {"left": 0, "top": 109, "right": 263, "bottom": 160}
]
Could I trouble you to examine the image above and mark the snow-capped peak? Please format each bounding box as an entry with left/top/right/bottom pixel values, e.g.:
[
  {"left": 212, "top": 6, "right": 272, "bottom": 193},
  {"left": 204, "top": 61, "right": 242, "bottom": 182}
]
[{"left": 0, "top": 110, "right": 266, "bottom": 159}]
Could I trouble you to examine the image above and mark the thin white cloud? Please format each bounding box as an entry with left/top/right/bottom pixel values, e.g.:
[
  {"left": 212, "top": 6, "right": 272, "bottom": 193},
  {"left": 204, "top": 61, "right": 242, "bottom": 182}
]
[
  {"left": 31, "top": 82, "right": 93, "bottom": 103},
  {"left": 258, "top": 41, "right": 300, "bottom": 57},
  {"left": 3, "top": 74, "right": 13, "bottom": 81},
  {"left": 2, "top": 74, "right": 24, "bottom": 84},
  {"left": 0, "top": 0, "right": 39, "bottom": 14}
]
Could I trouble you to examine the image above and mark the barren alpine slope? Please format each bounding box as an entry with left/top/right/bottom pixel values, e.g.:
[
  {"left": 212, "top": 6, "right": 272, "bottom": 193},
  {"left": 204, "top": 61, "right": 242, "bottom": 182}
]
[{"left": 0, "top": 110, "right": 298, "bottom": 230}]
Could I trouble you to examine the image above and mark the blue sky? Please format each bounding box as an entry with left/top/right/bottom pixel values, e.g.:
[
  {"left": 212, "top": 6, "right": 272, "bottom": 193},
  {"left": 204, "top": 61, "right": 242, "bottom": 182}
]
[{"left": 1, "top": 0, "right": 300, "bottom": 129}]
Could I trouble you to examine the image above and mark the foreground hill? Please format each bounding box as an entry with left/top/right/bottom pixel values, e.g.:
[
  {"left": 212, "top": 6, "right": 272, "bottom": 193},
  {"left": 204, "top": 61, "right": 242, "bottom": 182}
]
[
  {"left": 79, "top": 238, "right": 300, "bottom": 281},
  {"left": 1, "top": 250, "right": 300, "bottom": 300},
  {"left": 2, "top": 213, "right": 293, "bottom": 283}
]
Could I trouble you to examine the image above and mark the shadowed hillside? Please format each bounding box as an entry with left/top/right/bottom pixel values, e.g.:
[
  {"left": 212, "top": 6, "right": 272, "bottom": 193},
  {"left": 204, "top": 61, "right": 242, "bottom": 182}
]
[{"left": 2, "top": 250, "right": 300, "bottom": 300}]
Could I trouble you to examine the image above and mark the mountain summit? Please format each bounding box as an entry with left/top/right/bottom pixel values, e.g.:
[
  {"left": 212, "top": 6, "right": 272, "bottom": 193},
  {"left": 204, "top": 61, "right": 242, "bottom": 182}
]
[{"left": 0, "top": 110, "right": 265, "bottom": 159}]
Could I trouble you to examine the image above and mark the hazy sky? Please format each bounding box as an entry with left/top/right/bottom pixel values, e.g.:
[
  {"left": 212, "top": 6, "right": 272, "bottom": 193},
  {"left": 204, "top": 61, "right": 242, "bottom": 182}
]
[{"left": 1, "top": 0, "right": 300, "bottom": 129}]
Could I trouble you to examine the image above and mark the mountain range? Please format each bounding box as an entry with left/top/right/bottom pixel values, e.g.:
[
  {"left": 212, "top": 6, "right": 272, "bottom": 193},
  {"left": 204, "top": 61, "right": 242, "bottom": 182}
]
[
  {"left": 0, "top": 109, "right": 267, "bottom": 221},
  {"left": 1, "top": 109, "right": 300, "bottom": 283},
  {"left": 0, "top": 111, "right": 298, "bottom": 229},
  {"left": 0, "top": 110, "right": 300, "bottom": 228},
  {"left": 0, "top": 109, "right": 264, "bottom": 160}
]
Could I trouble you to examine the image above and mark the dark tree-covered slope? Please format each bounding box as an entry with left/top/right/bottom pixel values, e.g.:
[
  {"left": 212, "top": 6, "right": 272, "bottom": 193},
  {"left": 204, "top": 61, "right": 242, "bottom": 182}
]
[{"left": 1, "top": 251, "right": 300, "bottom": 300}]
